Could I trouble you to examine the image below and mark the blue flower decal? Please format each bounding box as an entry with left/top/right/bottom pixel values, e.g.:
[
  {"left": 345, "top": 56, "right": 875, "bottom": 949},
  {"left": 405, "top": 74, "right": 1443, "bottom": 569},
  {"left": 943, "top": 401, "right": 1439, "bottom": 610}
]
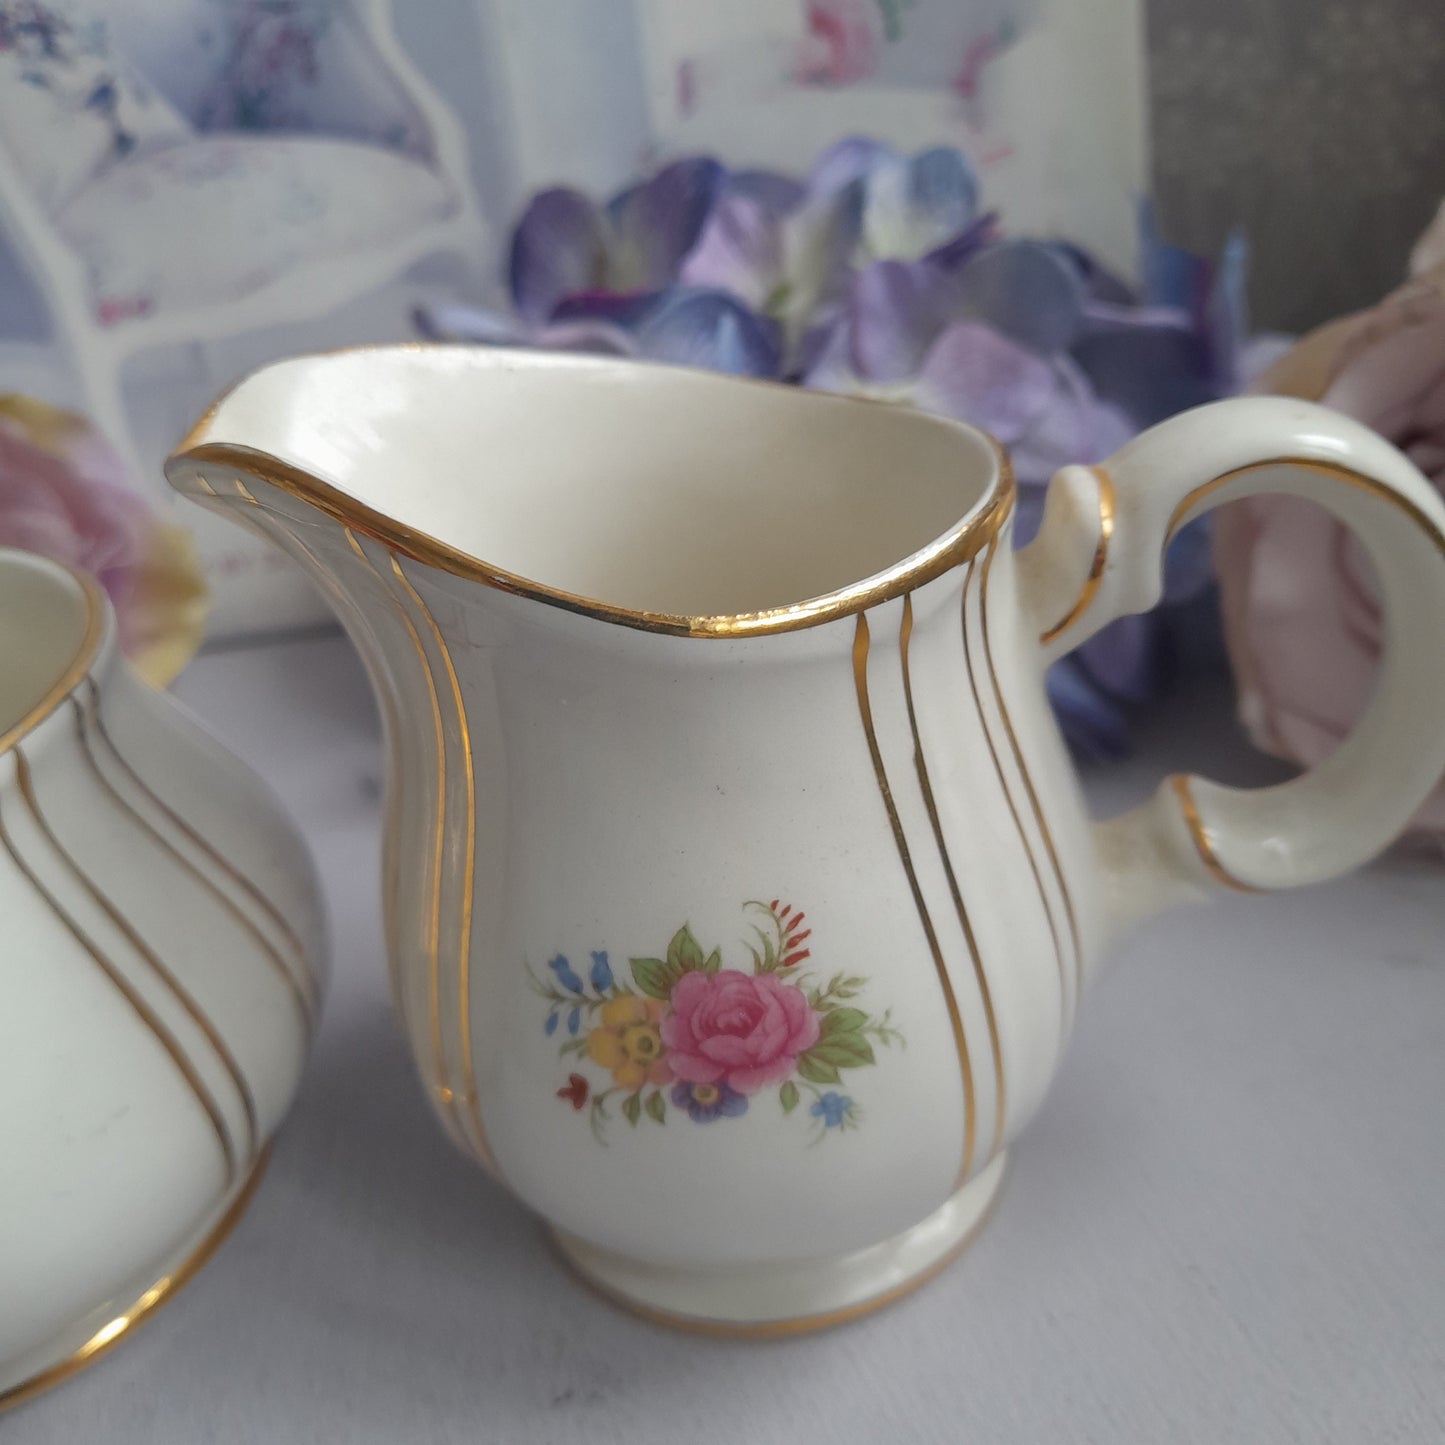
[
  {"left": 589, "top": 950, "right": 614, "bottom": 992},
  {"left": 671, "top": 1081, "right": 748, "bottom": 1123},
  {"left": 810, "top": 1092, "right": 854, "bottom": 1129},
  {"left": 548, "top": 954, "right": 585, "bottom": 994}
]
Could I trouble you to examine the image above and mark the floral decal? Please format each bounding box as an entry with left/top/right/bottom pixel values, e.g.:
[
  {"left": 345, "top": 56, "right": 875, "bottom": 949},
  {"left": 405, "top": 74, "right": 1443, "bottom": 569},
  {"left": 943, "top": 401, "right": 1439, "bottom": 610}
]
[{"left": 532, "top": 900, "right": 902, "bottom": 1142}]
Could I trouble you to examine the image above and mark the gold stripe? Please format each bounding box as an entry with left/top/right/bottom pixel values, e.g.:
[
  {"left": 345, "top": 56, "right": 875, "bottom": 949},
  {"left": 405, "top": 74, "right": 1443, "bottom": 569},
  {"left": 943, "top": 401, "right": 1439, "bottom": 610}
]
[
  {"left": 898, "top": 594, "right": 1004, "bottom": 1159},
  {"left": 19, "top": 744, "right": 258, "bottom": 1164},
  {"left": 979, "top": 536, "right": 1083, "bottom": 1007},
  {"left": 1164, "top": 456, "right": 1445, "bottom": 553},
  {"left": 332, "top": 531, "right": 465, "bottom": 1150},
  {"left": 853, "top": 610, "right": 975, "bottom": 1185},
  {"left": 1039, "top": 465, "right": 1115, "bottom": 644},
  {"left": 1168, "top": 777, "right": 1261, "bottom": 893},
  {"left": 338, "top": 529, "right": 409, "bottom": 1038},
  {"left": 0, "top": 1147, "right": 270, "bottom": 1415},
  {"left": 78, "top": 686, "right": 313, "bottom": 1039},
  {"left": 386, "top": 556, "right": 498, "bottom": 1178},
  {"left": 0, "top": 566, "right": 103, "bottom": 756},
  {"left": 173, "top": 436, "right": 1015, "bottom": 640},
  {"left": 0, "top": 770, "right": 237, "bottom": 1183},
  {"left": 965, "top": 547, "right": 1069, "bottom": 1028},
  {"left": 381, "top": 552, "right": 461, "bottom": 1142},
  {"left": 549, "top": 1160, "right": 1006, "bottom": 1339}
]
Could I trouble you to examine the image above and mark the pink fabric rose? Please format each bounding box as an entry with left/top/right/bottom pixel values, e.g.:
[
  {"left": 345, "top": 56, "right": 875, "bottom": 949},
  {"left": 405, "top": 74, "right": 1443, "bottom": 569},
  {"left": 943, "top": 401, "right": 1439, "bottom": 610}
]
[
  {"left": 1214, "top": 201, "right": 1445, "bottom": 844},
  {"left": 661, "top": 969, "right": 821, "bottom": 1095},
  {"left": 0, "top": 397, "right": 207, "bottom": 685}
]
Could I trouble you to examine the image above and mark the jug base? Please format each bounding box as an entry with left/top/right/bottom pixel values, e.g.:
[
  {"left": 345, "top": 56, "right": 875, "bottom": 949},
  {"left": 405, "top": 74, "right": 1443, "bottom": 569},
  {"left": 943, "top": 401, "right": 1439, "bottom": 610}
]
[
  {"left": 548, "top": 1151, "right": 1007, "bottom": 1337},
  {"left": 0, "top": 1148, "right": 270, "bottom": 1415}
]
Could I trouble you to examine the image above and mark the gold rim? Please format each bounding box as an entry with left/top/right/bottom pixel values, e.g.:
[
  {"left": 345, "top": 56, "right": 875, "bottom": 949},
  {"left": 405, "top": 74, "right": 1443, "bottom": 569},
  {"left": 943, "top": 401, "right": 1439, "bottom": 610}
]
[
  {"left": 0, "top": 1148, "right": 270, "bottom": 1415},
  {"left": 549, "top": 1163, "right": 1006, "bottom": 1340},
  {"left": 1039, "top": 465, "right": 1115, "bottom": 645},
  {"left": 0, "top": 563, "right": 105, "bottom": 757},
  {"left": 171, "top": 431, "right": 1014, "bottom": 640}
]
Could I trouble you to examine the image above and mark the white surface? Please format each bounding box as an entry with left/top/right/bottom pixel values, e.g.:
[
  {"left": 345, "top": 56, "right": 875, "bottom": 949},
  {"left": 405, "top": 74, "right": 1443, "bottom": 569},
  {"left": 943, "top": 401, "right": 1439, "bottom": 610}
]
[{"left": 9, "top": 631, "right": 1445, "bottom": 1441}]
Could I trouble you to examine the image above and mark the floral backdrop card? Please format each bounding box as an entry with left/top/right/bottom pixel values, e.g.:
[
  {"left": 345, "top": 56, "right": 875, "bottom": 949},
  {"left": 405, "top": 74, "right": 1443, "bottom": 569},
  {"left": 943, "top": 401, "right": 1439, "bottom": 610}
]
[{"left": 632, "top": 0, "right": 1148, "bottom": 276}]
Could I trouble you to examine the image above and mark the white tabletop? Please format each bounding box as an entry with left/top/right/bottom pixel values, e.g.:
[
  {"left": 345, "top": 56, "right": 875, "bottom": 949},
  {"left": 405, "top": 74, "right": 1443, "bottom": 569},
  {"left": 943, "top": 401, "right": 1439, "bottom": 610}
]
[{"left": 11, "top": 634, "right": 1445, "bottom": 1443}]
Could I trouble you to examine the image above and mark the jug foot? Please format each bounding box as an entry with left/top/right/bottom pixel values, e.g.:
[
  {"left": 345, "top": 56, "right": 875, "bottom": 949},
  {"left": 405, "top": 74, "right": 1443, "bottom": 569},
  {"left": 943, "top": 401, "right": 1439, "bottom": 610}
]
[
  {"left": 0, "top": 1148, "right": 270, "bottom": 1414},
  {"left": 548, "top": 1151, "right": 1007, "bottom": 1337}
]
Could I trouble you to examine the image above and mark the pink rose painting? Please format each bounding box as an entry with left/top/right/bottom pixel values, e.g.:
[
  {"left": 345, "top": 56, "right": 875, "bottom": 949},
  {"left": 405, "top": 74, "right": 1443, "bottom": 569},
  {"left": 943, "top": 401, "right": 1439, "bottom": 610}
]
[
  {"left": 663, "top": 970, "right": 821, "bottom": 1095},
  {"left": 1215, "top": 201, "right": 1445, "bottom": 846},
  {"left": 0, "top": 396, "right": 207, "bottom": 686},
  {"left": 531, "top": 900, "right": 902, "bottom": 1141}
]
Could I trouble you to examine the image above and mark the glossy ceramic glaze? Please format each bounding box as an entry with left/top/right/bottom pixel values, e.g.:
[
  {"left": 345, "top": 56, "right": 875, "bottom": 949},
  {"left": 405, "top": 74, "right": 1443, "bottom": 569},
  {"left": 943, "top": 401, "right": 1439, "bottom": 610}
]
[
  {"left": 0, "top": 550, "right": 326, "bottom": 1408},
  {"left": 168, "top": 347, "right": 1445, "bottom": 1332}
]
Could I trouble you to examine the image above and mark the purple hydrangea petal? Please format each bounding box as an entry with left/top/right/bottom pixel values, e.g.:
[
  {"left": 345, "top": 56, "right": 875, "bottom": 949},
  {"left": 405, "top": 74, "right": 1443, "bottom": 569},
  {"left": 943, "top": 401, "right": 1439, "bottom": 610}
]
[
  {"left": 805, "top": 135, "right": 896, "bottom": 200},
  {"left": 1071, "top": 326, "right": 1217, "bottom": 429},
  {"left": 679, "top": 192, "right": 785, "bottom": 311},
  {"left": 953, "top": 240, "right": 1086, "bottom": 353},
  {"left": 606, "top": 156, "right": 726, "bottom": 291},
  {"left": 1046, "top": 655, "right": 1131, "bottom": 762},
  {"left": 508, "top": 187, "right": 607, "bottom": 323},
  {"left": 1007, "top": 367, "right": 1135, "bottom": 489},
  {"left": 531, "top": 318, "right": 638, "bottom": 357},
  {"left": 847, "top": 259, "right": 947, "bottom": 383},
  {"left": 860, "top": 145, "right": 980, "bottom": 263},
  {"left": 550, "top": 290, "right": 659, "bottom": 328},
  {"left": 412, "top": 302, "right": 529, "bottom": 345},
  {"left": 727, "top": 168, "right": 806, "bottom": 218},
  {"left": 632, "top": 287, "right": 782, "bottom": 377},
  {"left": 912, "top": 320, "right": 1058, "bottom": 442},
  {"left": 1161, "top": 515, "right": 1214, "bottom": 603},
  {"left": 1074, "top": 611, "right": 1163, "bottom": 704}
]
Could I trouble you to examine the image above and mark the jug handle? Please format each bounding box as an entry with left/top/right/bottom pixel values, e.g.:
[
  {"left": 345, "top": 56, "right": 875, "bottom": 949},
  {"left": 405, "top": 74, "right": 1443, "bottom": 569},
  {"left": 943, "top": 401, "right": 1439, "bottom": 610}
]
[{"left": 1015, "top": 396, "right": 1445, "bottom": 938}]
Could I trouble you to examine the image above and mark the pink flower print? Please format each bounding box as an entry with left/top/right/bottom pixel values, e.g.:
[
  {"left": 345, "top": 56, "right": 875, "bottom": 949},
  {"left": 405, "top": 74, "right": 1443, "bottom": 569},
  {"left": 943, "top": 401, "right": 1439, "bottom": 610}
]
[{"left": 661, "top": 969, "right": 820, "bottom": 1096}]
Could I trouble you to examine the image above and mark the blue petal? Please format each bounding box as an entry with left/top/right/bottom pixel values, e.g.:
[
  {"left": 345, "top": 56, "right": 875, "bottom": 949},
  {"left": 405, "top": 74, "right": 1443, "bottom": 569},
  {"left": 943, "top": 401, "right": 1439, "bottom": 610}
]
[
  {"left": 633, "top": 287, "right": 782, "bottom": 377},
  {"left": 508, "top": 187, "right": 607, "bottom": 323},
  {"left": 953, "top": 240, "right": 1086, "bottom": 353},
  {"left": 567, "top": 1005, "right": 582, "bottom": 1036},
  {"left": 544, "top": 1011, "right": 559, "bottom": 1036},
  {"left": 860, "top": 145, "right": 980, "bottom": 263},
  {"left": 548, "top": 953, "right": 585, "bottom": 994},
  {"left": 589, "top": 950, "right": 614, "bottom": 992},
  {"left": 1046, "top": 656, "right": 1131, "bottom": 762},
  {"left": 607, "top": 156, "right": 726, "bottom": 291}
]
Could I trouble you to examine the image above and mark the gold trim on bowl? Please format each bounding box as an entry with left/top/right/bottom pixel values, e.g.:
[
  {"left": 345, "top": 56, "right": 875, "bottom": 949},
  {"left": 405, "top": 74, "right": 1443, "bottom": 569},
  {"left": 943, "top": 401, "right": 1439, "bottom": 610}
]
[
  {"left": 0, "top": 1148, "right": 270, "bottom": 1415},
  {"left": 0, "top": 565, "right": 105, "bottom": 757},
  {"left": 170, "top": 435, "right": 1015, "bottom": 640}
]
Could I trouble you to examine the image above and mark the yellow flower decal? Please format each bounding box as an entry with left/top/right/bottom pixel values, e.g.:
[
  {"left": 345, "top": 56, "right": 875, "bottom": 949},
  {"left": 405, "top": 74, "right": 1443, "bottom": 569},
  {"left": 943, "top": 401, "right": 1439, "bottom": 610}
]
[{"left": 586, "top": 995, "right": 673, "bottom": 1090}]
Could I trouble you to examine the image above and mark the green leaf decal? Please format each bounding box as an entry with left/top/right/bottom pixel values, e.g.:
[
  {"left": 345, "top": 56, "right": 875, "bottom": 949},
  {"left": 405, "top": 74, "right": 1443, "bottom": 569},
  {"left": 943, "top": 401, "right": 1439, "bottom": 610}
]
[
  {"left": 702, "top": 947, "right": 722, "bottom": 974},
  {"left": 622, "top": 1091, "right": 642, "bottom": 1126},
  {"left": 645, "top": 1090, "right": 666, "bottom": 1124},
  {"left": 796, "top": 1052, "right": 841, "bottom": 1085},
  {"left": 821, "top": 1007, "right": 868, "bottom": 1036},
  {"left": 668, "top": 924, "right": 706, "bottom": 972},
  {"left": 629, "top": 957, "right": 676, "bottom": 999},
  {"left": 780, "top": 1080, "right": 800, "bottom": 1114},
  {"left": 807, "top": 1032, "right": 876, "bottom": 1071}
]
